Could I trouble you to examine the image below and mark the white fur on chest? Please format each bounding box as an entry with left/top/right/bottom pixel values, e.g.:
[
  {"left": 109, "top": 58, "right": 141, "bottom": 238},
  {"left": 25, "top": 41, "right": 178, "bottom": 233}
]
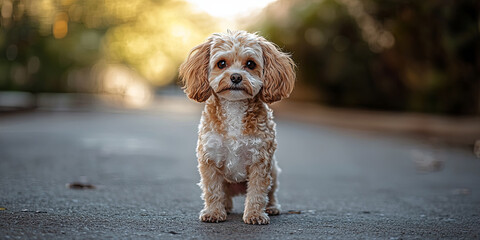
[{"left": 199, "top": 100, "right": 262, "bottom": 183}]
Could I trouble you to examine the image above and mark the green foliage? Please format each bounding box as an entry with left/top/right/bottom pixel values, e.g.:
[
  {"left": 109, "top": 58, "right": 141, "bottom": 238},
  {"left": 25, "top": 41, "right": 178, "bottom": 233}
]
[
  {"left": 255, "top": 0, "right": 479, "bottom": 115},
  {"left": 0, "top": 1, "right": 105, "bottom": 93},
  {"left": 0, "top": 0, "right": 215, "bottom": 93}
]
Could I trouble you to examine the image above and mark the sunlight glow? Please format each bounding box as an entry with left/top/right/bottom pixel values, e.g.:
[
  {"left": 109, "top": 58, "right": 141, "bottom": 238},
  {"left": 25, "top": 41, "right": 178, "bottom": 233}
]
[
  {"left": 96, "top": 63, "right": 153, "bottom": 108},
  {"left": 185, "top": 0, "right": 277, "bottom": 19}
]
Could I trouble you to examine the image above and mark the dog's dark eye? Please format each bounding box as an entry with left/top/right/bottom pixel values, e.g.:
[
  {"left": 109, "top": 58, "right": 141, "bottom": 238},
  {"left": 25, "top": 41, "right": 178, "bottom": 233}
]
[
  {"left": 246, "top": 60, "right": 256, "bottom": 70},
  {"left": 217, "top": 60, "right": 227, "bottom": 69}
]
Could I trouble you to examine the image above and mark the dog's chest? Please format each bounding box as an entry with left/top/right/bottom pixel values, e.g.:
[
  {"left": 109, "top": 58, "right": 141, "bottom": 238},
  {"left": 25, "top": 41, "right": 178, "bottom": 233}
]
[
  {"left": 222, "top": 101, "right": 247, "bottom": 136},
  {"left": 203, "top": 101, "right": 261, "bottom": 182}
]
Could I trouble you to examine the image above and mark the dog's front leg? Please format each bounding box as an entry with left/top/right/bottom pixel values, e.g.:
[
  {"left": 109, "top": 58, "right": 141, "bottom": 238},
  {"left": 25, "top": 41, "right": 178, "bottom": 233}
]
[
  {"left": 243, "top": 160, "right": 272, "bottom": 225},
  {"left": 198, "top": 160, "right": 227, "bottom": 223}
]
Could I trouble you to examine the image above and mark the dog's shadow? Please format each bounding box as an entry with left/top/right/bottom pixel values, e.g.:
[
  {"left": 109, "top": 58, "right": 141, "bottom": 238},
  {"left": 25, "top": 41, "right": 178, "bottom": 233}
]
[
  {"left": 225, "top": 212, "right": 244, "bottom": 223},
  {"left": 197, "top": 212, "right": 274, "bottom": 238},
  {"left": 201, "top": 212, "right": 279, "bottom": 225}
]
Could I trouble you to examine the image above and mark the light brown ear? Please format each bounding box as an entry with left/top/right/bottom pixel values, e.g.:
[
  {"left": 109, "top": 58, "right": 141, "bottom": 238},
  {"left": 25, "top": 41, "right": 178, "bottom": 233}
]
[
  {"left": 179, "top": 39, "right": 212, "bottom": 102},
  {"left": 260, "top": 40, "right": 296, "bottom": 104}
]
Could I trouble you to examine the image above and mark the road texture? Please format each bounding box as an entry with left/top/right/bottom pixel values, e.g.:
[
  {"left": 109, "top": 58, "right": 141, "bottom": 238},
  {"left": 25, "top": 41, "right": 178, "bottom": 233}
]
[{"left": 1, "top": 100, "right": 479, "bottom": 239}]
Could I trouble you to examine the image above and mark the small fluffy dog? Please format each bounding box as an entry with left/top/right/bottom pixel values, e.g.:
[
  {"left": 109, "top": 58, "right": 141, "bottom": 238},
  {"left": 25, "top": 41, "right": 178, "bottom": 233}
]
[{"left": 179, "top": 30, "right": 295, "bottom": 225}]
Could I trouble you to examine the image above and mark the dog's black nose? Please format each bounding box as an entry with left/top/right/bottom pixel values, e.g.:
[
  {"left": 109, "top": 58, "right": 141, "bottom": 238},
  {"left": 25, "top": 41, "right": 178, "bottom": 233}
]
[{"left": 230, "top": 73, "right": 242, "bottom": 84}]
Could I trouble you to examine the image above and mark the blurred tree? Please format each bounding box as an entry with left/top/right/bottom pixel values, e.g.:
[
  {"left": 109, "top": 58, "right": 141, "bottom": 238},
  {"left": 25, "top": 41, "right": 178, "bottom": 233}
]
[
  {"left": 0, "top": 0, "right": 215, "bottom": 95},
  {"left": 102, "top": 0, "right": 216, "bottom": 86},
  {"left": 254, "top": 0, "right": 480, "bottom": 115}
]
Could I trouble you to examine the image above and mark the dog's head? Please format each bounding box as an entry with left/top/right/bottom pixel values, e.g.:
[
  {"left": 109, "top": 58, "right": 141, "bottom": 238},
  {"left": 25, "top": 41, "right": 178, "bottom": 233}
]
[{"left": 180, "top": 30, "right": 295, "bottom": 103}]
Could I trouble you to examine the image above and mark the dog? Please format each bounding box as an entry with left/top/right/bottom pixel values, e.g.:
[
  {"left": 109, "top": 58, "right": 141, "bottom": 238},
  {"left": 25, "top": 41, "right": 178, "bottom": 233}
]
[{"left": 179, "top": 30, "right": 295, "bottom": 225}]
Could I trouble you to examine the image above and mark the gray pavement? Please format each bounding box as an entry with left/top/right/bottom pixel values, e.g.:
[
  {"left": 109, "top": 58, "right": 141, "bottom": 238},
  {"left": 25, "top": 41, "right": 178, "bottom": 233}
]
[{"left": 1, "top": 103, "right": 479, "bottom": 239}]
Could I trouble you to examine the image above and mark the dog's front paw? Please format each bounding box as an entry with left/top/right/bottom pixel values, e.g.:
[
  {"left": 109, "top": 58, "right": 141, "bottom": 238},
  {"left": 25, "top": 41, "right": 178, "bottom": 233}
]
[
  {"left": 199, "top": 208, "right": 227, "bottom": 223},
  {"left": 265, "top": 206, "right": 281, "bottom": 216},
  {"left": 243, "top": 211, "right": 270, "bottom": 225}
]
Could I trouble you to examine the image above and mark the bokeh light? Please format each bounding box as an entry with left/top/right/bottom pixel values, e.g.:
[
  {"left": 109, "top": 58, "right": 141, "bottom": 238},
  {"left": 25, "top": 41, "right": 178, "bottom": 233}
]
[
  {"left": 185, "top": 0, "right": 277, "bottom": 18},
  {"left": 93, "top": 63, "right": 153, "bottom": 108},
  {"left": 53, "top": 12, "right": 68, "bottom": 39}
]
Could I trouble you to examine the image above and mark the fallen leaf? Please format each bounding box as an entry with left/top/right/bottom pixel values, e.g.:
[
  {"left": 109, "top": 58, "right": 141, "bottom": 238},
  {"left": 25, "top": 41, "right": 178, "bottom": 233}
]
[
  {"left": 287, "top": 210, "right": 301, "bottom": 214},
  {"left": 66, "top": 182, "right": 96, "bottom": 189},
  {"left": 0, "top": 207, "right": 6, "bottom": 211}
]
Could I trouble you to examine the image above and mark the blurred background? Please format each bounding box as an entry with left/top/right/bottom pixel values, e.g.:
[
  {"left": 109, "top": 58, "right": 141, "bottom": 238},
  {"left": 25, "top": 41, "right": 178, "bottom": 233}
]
[{"left": 0, "top": 0, "right": 479, "bottom": 115}]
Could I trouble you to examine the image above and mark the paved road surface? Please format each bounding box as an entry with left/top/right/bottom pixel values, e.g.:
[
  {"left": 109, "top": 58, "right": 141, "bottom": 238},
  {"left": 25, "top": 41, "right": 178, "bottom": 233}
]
[{"left": 1, "top": 104, "right": 479, "bottom": 239}]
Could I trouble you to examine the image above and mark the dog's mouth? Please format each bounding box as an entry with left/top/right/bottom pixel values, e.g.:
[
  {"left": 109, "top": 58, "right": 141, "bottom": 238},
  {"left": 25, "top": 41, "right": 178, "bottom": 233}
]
[{"left": 217, "top": 86, "right": 251, "bottom": 95}]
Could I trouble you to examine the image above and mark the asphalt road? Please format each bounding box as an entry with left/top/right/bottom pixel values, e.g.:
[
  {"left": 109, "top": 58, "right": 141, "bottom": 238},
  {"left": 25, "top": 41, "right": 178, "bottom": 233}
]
[{"left": 1, "top": 104, "right": 479, "bottom": 239}]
